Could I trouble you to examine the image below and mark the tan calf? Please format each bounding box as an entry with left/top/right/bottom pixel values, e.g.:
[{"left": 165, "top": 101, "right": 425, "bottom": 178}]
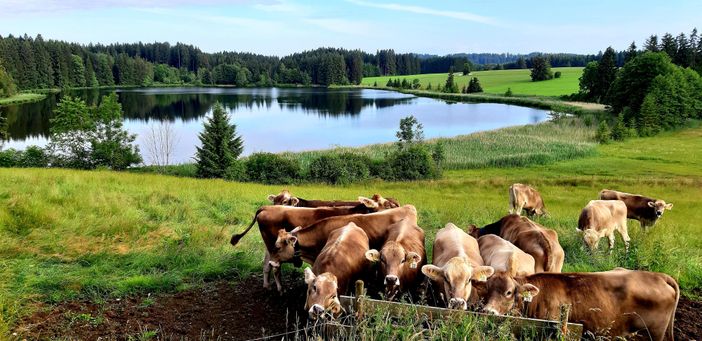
[
  {"left": 600, "top": 189, "right": 673, "bottom": 229},
  {"left": 304, "top": 223, "right": 370, "bottom": 320},
  {"left": 509, "top": 183, "right": 547, "bottom": 217},
  {"left": 578, "top": 200, "right": 630, "bottom": 252},
  {"left": 478, "top": 234, "right": 535, "bottom": 277},
  {"left": 421, "top": 223, "right": 494, "bottom": 310}
]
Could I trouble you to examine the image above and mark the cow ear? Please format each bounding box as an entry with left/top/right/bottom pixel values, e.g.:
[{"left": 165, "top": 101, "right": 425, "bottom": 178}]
[
  {"left": 406, "top": 252, "right": 421, "bottom": 269},
  {"left": 421, "top": 265, "right": 443, "bottom": 282},
  {"left": 287, "top": 235, "right": 298, "bottom": 246},
  {"left": 520, "top": 283, "right": 540, "bottom": 302},
  {"left": 365, "top": 249, "right": 380, "bottom": 262},
  {"left": 665, "top": 203, "right": 673, "bottom": 210},
  {"left": 648, "top": 201, "right": 655, "bottom": 207},
  {"left": 358, "top": 196, "right": 379, "bottom": 208},
  {"left": 304, "top": 268, "right": 316, "bottom": 284},
  {"left": 467, "top": 224, "right": 479, "bottom": 237},
  {"left": 471, "top": 266, "right": 495, "bottom": 282},
  {"left": 267, "top": 194, "right": 276, "bottom": 203},
  {"left": 290, "top": 197, "right": 300, "bottom": 206}
]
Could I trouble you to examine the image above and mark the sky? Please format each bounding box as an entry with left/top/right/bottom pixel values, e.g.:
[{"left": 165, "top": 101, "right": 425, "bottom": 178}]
[{"left": 0, "top": 0, "right": 700, "bottom": 56}]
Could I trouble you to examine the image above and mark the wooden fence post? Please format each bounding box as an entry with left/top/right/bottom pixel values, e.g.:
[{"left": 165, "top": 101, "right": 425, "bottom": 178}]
[
  {"left": 559, "top": 304, "right": 571, "bottom": 338},
  {"left": 355, "top": 280, "right": 365, "bottom": 319}
]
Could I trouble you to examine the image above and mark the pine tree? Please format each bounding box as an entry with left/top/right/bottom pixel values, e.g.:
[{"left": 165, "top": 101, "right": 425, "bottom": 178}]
[
  {"left": 625, "top": 41, "right": 638, "bottom": 63},
  {"left": 644, "top": 35, "right": 659, "bottom": 52},
  {"left": 610, "top": 113, "right": 629, "bottom": 141},
  {"left": 530, "top": 56, "right": 553, "bottom": 81},
  {"left": 595, "top": 121, "right": 611, "bottom": 144},
  {"left": 444, "top": 66, "right": 458, "bottom": 93},
  {"left": 638, "top": 94, "right": 660, "bottom": 137},
  {"left": 595, "top": 47, "right": 618, "bottom": 103},
  {"left": 195, "top": 103, "right": 244, "bottom": 179},
  {"left": 386, "top": 78, "right": 393, "bottom": 87},
  {"left": 467, "top": 77, "right": 483, "bottom": 93},
  {"left": 659, "top": 33, "right": 677, "bottom": 57}
]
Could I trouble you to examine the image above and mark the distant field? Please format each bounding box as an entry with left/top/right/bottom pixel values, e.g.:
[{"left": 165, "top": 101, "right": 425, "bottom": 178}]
[
  {"left": 0, "top": 93, "right": 46, "bottom": 106},
  {"left": 361, "top": 67, "right": 583, "bottom": 97}
]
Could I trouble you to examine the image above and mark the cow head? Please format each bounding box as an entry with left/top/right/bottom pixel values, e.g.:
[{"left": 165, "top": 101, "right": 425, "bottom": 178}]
[
  {"left": 648, "top": 200, "right": 673, "bottom": 218},
  {"left": 371, "top": 194, "right": 400, "bottom": 209},
  {"left": 269, "top": 229, "right": 298, "bottom": 266},
  {"left": 267, "top": 190, "right": 300, "bottom": 206},
  {"left": 304, "top": 268, "right": 342, "bottom": 320},
  {"left": 482, "top": 272, "right": 539, "bottom": 315},
  {"left": 366, "top": 242, "right": 421, "bottom": 300},
  {"left": 582, "top": 229, "right": 601, "bottom": 251},
  {"left": 421, "top": 257, "right": 494, "bottom": 310},
  {"left": 467, "top": 224, "right": 480, "bottom": 238}
]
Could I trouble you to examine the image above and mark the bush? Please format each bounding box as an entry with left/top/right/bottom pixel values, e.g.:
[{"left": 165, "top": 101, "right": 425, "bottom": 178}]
[
  {"left": 554, "top": 71, "right": 562, "bottom": 78},
  {"left": 504, "top": 88, "right": 513, "bottom": 97},
  {"left": 610, "top": 113, "right": 630, "bottom": 141},
  {"left": 224, "top": 160, "right": 246, "bottom": 181},
  {"left": 388, "top": 145, "right": 439, "bottom": 181},
  {"left": 244, "top": 152, "right": 301, "bottom": 184},
  {"left": 582, "top": 114, "right": 595, "bottom": 127},
  {"left": 308, "top": 153, "right": 371, "bottom": 184},
  {"left": 19, "top": 146, "right": 48, "bottom": 167},
  {"left": 369, "top": 158, "right": 393, "bottom": 179},
  {"left": 0, "top": 148, "right": 20, "bottom": 167},
  {"left": 596, "top": 121, "right": 611, "bottom": 144}
]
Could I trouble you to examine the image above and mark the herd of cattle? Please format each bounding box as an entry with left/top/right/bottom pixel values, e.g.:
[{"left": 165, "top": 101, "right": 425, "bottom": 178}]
[{"left": 229, "top": 186, "right": 678, "bottom": 340}]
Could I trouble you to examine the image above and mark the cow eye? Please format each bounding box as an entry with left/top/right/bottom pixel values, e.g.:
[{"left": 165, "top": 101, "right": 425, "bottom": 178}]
[
  {"left": 313, "top": 285, "right": 317, "bottom": 292},
  {"left": 506, "top": 290, "right": 512, "bottom": 296},
  {"left": 400, "top": 258, "right": 406, "bottom": 264}
]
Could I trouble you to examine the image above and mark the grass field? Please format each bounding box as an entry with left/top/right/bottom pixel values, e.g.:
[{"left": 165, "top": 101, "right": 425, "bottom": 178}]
[
  {"left": 361, "top": 67, "right": 583, "bottom": 97},
  {"left": 0, "top": 93, "right": 47, "bottom": 106},
  {"left": 1, "top": 125, "right": 701, "bottom": 337}
]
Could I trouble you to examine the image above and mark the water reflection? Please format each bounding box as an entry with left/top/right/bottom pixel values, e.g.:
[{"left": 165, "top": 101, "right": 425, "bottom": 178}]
[{"left": 1, "top": 87, "right": 550, "bottom": 163}]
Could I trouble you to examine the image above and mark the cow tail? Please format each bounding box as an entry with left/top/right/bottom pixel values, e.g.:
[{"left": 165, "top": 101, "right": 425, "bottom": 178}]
[
  {"left": 666, "top": 275, "right": 680, "bottom": 341},
  {"left": 536, "top": 232, "right": 553, "bottom": 272},
  {"left": 230, "top": 207, "right": 263, "bottom": 246}
]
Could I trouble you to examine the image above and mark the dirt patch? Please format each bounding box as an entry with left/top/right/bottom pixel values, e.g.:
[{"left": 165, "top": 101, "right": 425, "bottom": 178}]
[
  {"left": 15, "top": 275, "right": 310, "bottom": 340},
  {"left": 14, "top": 276, "right": 702, "bottom": 340},
  {"left": 675, "top": 294, "right": 702, "bottom": 341}
]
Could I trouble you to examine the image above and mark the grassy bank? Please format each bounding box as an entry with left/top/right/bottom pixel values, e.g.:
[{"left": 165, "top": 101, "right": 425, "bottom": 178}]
[
  {"left": 0, "top": 93, "right": 47, "bottom": 106},
  {"left": 361, "top": 67, "right": 583, "bottom": 97},
  {"left": 1, "top": 126, "right": 701, "bottom": 336}
]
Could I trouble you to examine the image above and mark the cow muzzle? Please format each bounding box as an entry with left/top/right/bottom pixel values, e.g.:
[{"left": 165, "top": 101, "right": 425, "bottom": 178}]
[
  {"left": 448, "top": 298, "right": 467, "bottom": 310},
  {"left": 308, "top": 304, "right": 326, "bottom": 320},
  {"left": 384, "top": 275, "right": 400, "bottom": 287},
  {"left": 656, "top": 211, "right": 663, "bottom": 217},
  {"left": 482, "top": 306, "right": 500, "bottom": 315}
]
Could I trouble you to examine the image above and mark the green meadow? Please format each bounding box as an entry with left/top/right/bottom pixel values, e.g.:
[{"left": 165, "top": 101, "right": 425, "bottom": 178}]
[
  {"left": 1, "top": 121, "right": 701, "bottom": 336},
  {"left": 361, "top": 67, "right": 584, "bottom": 97}
]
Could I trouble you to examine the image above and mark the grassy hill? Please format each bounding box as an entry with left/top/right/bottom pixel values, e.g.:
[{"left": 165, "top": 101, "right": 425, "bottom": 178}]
[
  {"left": 1, "top": 124, "right": 701, "bottom": 336},
  {"left": 361, "top": 67, "right": 583, "bottom": 97}
]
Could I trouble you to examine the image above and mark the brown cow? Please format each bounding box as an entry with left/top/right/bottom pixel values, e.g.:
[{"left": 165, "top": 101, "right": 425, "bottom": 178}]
[
  {"left": 470, "top": 214, "right": 564, "bottom": 273},
  {"left": 229, "top": 198, "right": 388, "bottom": 292},
  {"left": 600, "top": 189, "right": 673, "bottom": 229},
  {"left": 578, "top": 200, "right": 630, "bottom": 252},
  {"left": 267, "top": 189, "right": 400, "bottom": 209},
  {"left": 270, "top": 205, "right": 418, "bottom": 267},
  {"left": 365, "top": 218, "right": 426, "bottom": 300},
  {"left": 421, "top": 223, "right": 494, "bottom": 310},
  {"left": 481, "top": 269, "right": 679, "bottom": 340},
  {"left": 478, "top": 234, "right": 535, "bottom": 277},
  {"left": 509, "top": 183, "right": 547, "bottom": 217},
  {"left": 303, "top": 222, "right": 370, "bottom": 320}
]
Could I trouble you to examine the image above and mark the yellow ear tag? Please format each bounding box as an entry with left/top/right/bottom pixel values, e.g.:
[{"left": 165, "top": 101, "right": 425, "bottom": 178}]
[
  {"left": 479, "top": 274, "right": 487, "bottom": 281},
  {"left": 410, "top": 261, "right": 418, "bottom": 269},
  {"left": 522, "top": 291, "right": 533, "bottom": 302}
]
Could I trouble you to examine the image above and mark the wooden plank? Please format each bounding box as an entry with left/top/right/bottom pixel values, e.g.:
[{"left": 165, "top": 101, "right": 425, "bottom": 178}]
[{"left": 339, "top": 294, "right": 583, "bottom": 340}]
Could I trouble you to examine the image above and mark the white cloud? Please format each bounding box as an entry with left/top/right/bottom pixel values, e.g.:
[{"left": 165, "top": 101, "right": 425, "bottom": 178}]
[{"left": 345, "top": 0, "right": 497, "bottom": 25}]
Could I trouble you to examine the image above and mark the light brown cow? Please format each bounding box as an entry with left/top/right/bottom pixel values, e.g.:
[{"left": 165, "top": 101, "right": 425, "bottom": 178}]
[
  {"left": 478, "top": 234, "right": 535, "bottom": 277},
  {"left": 365, "top": 218, "right": 426, "bottom": 300},
  {"left": 421, "top": 223, "right": 494, "bottom": 310},
  {"left": 470, "top": 214, "right": 564, "bottom": 273},
  {"left": 271, "top": 205, "right": 418, "bottom": 266},
  {"left": 229, "top": 198, "right": 388, "bottom": 292},
  {"left": 481, "top": 269, "right": 679, "bottom": 340},
  {"left": 304, "top": 222, "right": 370, "bottom": 320},
  {"left": 578, "top": 199, "right": 630, "bottom": 253},
  {"left": 509, "top": 183, "right": 547, "bottom": 217},
  {"left": 267, "top": 189, "right": 400, "bottom": 209},
  {"left": 600, "top": 189, "right": 673, "bottom": 229}
]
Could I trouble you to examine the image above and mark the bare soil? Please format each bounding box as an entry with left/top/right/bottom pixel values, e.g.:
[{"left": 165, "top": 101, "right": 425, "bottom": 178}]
[{"left": 13, "top": 276, "right": 702, "bottom": 340}]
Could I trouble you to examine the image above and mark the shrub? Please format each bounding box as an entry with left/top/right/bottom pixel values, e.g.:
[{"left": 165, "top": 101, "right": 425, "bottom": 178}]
[
  {"left": 369, "top": 158, "right": 393, "bottom": 179},
  {"left": 224, "top": 160, "right": 246, "bottom": 181},
  {"left": 582, "top": 114, "right": 595, "bottom": 127},
  {"left": 432, "top": 141, "right": 446, "bottom": 169},
  {"left": 338, "top": 153, "right": 371, "bottom": 181},
  {"left": 19, "top": 146, "right": 48, "bottom": 168},
  {"left": 388, "top": 145, "right": 439, "bottom": 181},
  {"left": 610, "top": 113, "right": 630, "bottom": 141},
  {"left": 504, "top": 88, "right": 513, "bottom": 97},
  {"left": 0, "top": 148, "right": 20, "bottom": 167},
  {"left": 596, "top": 121, "right": 611, "bottom": 144},
  {"left": 554, "top": 71, "right": 562, "bottom": 78},
  {"left": 309, "top": 154, "right": 351, "bottom": 184},
  {"left": 244, "top": 152, "right": 301, "bottom": 184}
]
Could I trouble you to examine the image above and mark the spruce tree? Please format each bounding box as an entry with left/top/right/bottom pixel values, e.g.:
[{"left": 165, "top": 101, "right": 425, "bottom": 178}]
[
  {"left": 625, "top": 41, "right": 638, "bottom": 63},
  {"left": 530, "top": 56, "right": 553, "bottom": 81},
  {"left": 467, "top": 77, "right": 483, "bottom": 93},
  {"left": 195, "top": 103, "right": 244, "bottom": 179}
]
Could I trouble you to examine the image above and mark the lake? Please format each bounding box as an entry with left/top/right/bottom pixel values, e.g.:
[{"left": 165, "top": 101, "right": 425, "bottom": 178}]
[{"left": 1, "top": 87, "right": 550, "bottom": 164}]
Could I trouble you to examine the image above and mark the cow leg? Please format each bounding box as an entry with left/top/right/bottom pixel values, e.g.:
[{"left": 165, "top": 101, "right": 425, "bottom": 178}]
[
  {"left": 620, "top": 227, "right": 631, "bottom": 253},
  {"left": 608, "top": 232, "right": 616, "bottom": 254},
  {"left": 272, "top": 264, "right": 284, "bottom": 294},
  {"left": 515, "top": 202, "right": 524, "bottom": 216},
  {"left": 262, "top": 251, "right": 271, "bottom": 290}
]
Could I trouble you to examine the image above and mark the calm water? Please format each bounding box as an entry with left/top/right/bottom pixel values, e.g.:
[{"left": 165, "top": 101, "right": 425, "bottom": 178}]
[{"left": 1, "top": 87, "right": 550, "bottom": 164}]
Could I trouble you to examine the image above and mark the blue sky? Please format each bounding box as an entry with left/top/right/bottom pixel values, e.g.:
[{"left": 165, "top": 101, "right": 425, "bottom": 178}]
[{"left": 1, "top": 0, "right": 700, "bottom": 56}]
